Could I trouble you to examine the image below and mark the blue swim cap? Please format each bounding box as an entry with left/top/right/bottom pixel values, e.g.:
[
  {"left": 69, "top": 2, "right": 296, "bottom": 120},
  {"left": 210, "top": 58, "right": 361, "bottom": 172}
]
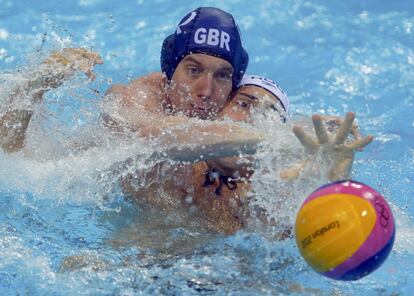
[{"left": 161, "top": 7, "right": 249, "bottom": 89}]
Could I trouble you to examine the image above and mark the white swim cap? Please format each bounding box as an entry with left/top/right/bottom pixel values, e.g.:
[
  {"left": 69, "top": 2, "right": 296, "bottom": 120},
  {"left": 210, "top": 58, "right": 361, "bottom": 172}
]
[{"left": 237, "top": 74, "right": 290, "bottom": 114}]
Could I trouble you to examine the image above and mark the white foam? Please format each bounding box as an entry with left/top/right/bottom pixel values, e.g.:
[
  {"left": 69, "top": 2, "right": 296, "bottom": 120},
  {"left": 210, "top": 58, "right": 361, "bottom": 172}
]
[{"left": 0, "top": 28, "right": 9, "bottom": 40}]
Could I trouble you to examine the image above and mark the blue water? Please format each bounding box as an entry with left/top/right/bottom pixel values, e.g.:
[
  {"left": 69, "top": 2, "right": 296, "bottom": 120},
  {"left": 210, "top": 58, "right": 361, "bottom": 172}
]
[{"left": 1, "top": 0, "right": 413, "bottom": 295}]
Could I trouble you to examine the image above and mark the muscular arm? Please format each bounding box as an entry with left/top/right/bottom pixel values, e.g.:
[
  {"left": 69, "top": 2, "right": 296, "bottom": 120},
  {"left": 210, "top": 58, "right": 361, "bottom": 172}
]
[
  {"left": 0, "top": 64, "right": 66, "bottom": 153},
  {"left": 101, "top": 73, "right": 265, "bottom": 163},
  {"left": 102, "top": 72, "right": 200, "bottom": 137},
  {"left": 101, "top": 72, "right": 172, "bottom": 136},
  {"left": 0, "top": 48, "right": 103, "bottom": 153}
]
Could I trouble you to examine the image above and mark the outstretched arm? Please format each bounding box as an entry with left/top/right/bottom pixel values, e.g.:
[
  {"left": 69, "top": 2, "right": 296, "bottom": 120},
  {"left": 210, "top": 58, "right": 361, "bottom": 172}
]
[
  {"left": 101, "top": 73, "right": 265, "bottom": 163},
  {"left": 0, "top": 48, "right": 103, "bottom": 153}
]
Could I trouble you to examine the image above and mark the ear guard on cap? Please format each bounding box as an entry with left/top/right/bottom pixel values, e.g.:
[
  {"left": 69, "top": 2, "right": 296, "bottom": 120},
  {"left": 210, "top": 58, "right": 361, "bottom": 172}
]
[
  {"left": 235, "top": 48, "right": 249, "bottom": 88},
  {"left": 160, "top": 34, "right": 175, "bottom": 81}
]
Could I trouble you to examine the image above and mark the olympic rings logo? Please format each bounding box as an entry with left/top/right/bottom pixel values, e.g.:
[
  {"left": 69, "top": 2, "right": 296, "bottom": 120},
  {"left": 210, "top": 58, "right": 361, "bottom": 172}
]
[{"left": 375, "top": 201, "right": 390, "bottom": 227}]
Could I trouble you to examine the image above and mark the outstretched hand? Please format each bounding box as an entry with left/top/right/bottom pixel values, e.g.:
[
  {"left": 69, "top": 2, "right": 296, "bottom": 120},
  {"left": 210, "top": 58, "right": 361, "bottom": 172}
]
[
  {"left": 44, "top": 48, "right": 103, "bottom": 82},
  {"left": 281, "top": 112, "right": 373, "bottom": 181}
]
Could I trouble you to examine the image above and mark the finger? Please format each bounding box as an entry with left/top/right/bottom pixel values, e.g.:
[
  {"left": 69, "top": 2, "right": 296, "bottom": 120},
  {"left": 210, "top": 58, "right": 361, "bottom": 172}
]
[
  {"left": 293, "top": 125, "right": 319, "bottom": 151},
  {"left": 351, "top": 124, "right": 363, "bottom": 151},
  {"left": 83, "top": 51, "right": 104, "bottom": 65},
  {"left": 62, "top": 48, "right": 87, "bottom": 58},
  {"left": 78, "top": 63, "right": 96, "bottom": 80},
  {"left": 84, "top": 69, "right": 96, "bottom": 81},
  {"left": 46, "top": 53, "right": 70, "bottom": 66},
  {"left": 334, "top": 112, "right": 355, "bottom": 144},
  {"left": 347, "top": 115, "right": 362, "bottom": 141},
  {"left": 346, "top": 135, "right": 374, "bottom": 151},
  {"left": 312, "top": 114, "right": 329, "bottom": 144},
  {"left": 328, "top": 158, "right": 353, "bottom": 181},
  {"left": 87, "top": 70, "right": 96, "bottom": 81},
  {"left": 350, "top": 124, "right": 363, "bottom": 141},
  {"left": 64, "top": 48, "right": 103, "bottom": 65}
]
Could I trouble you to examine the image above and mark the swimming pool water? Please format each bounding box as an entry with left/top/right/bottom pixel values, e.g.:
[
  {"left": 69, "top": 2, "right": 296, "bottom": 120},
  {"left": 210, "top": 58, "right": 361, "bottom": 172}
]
[{"left": 1, "top": 0, "right": 413, "bottom": 295}]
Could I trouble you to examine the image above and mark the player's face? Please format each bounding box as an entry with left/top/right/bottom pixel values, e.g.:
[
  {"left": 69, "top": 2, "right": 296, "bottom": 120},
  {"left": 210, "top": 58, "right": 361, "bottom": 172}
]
[
  {"left": 220, "top": 85, "right": 280, "bottom": 123},
  {"left": 166, "top": 54, "right": 233, "bottom": 120}
]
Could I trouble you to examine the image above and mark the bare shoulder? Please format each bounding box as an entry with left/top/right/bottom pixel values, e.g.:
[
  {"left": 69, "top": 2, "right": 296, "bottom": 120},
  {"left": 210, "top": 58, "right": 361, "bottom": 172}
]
[
  {"left": 101, "top": 73, "right": 167, "bottom": 132},
  {"left": 104, "top": 72, "right": 165, "bottom": 113},
  {"left": 105, "top": 83, "right": 131, "bottom": 100},
  {"left": 129, "top": 72, "right": 165, "bottom": 88}
]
